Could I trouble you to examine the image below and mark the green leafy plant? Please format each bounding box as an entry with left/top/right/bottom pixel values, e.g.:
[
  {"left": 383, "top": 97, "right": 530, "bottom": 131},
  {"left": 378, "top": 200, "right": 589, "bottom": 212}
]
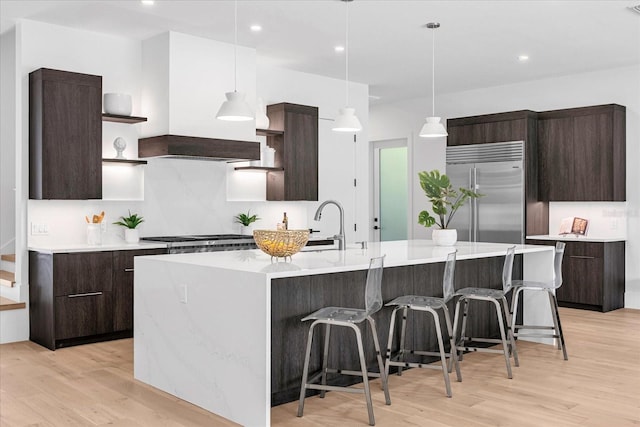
[
  {"left": 418, "top": 170, "right": 483, "bottom": 229},
  {"left": 113, "top": 210, "right": 144, "bottom": 229},
  {"left": 234, "top": 211, "right": 260, "bottom": 227}
]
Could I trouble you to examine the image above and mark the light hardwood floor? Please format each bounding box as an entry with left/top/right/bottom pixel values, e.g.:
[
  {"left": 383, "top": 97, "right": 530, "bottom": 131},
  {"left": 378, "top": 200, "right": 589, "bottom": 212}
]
[{"left": 1, "top": 308, "right": 639, "bottom": 426}]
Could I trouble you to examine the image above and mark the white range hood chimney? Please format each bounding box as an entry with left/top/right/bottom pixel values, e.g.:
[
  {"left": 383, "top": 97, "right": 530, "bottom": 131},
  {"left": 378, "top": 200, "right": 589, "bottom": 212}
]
[{"left": 139, "top": 32, "right": 259, "bottom": 160}]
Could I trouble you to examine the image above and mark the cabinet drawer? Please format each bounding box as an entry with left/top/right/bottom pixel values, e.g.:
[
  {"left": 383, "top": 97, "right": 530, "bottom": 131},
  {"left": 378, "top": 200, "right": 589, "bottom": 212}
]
[
  {"left": 55, "top": 291, "right": 113, "bottom": 340},
  {"left": 53, "top": 252, "right": 113, "bottom": 296},
  {"left": 564, "top": 241, "right": 603, "bottom": 258}
]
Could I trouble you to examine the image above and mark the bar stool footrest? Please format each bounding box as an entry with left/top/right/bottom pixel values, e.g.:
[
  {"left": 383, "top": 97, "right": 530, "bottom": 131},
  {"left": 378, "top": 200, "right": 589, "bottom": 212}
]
[{"left": 306, "top": 383, "right": 365, "bottom": 394}]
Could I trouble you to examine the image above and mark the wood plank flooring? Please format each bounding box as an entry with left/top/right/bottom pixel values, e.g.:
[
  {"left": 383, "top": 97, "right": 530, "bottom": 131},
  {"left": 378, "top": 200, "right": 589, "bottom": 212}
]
[{"left": 1, "top": 308, "right": 639, "bottom": 426}]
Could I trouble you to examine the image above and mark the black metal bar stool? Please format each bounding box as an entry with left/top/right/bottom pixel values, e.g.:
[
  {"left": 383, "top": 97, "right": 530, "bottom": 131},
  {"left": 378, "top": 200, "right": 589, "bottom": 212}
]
[
  {"left": 511, "top": 242, "right": 568, "bottom": 360},
  {"left": 297, "top": 256, "right": 391, "bottom": 426},
  {"left": 452, "top": 246, "right": 519, "bottom": 378},
  {"left": 384, "top": 250, "right": 461, "bottom": 397}
]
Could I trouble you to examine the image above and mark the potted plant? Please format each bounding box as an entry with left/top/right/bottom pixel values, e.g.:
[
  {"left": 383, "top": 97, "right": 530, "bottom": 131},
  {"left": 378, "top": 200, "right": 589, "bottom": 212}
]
[
  {"left": 113, "top": 210, "right": 144, "bottom": 243},
  {"left": 234, "top": 210, "right": 260, "bottom": 235},
  {"left": 417, "top": 170, "right": 482, "bottom": 246}
]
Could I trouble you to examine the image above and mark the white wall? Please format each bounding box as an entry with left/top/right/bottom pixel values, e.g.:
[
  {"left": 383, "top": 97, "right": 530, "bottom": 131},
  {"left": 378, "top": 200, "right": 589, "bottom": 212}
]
[
  {"left": 0, "top": 28, "right": 16, "bottom": 255},
  {"left": 370, "top": 64, "right": 640, "bottom": 308}
]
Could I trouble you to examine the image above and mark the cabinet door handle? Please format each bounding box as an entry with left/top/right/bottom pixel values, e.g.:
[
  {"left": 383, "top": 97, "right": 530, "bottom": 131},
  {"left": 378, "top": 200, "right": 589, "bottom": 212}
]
[
  {"left": 569, "top": 255, "right": 596, "bottom": 259},
  {"left": 124, "top": 268, "right": 134, "bottom": 272},
  {"left": 68, "top": 292, "right": 103, "bottom": 298}
]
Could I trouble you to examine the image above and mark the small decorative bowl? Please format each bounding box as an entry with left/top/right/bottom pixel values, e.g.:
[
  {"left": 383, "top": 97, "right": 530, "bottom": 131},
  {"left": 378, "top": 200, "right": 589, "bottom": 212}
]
[
  {"left": 104, "top": 93, "right": 132, "bottom": 116},
  {"left": 253, "top": 229, "right": 309, "bottom": 259}
]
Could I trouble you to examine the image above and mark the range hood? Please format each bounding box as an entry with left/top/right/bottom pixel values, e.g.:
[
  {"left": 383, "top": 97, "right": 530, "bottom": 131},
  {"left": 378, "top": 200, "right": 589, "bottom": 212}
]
[{"left": 138, "top": 135, "right": 260, "bottom": 161}]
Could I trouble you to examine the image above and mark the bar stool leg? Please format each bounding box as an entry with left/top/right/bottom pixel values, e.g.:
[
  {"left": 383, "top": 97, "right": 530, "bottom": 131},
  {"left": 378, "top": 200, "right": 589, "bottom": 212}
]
[
  {"left": 397, "top": 306, "right": 409, "bottom": 375},
  {"left": 320, "top": 324, "right": 332, "bottom": 398},
  {"left": 459, "top": 299, "right": 470, "bottom": 361},
  {"left": 442, "top": 304, "right": 461, "bottom": 381},
  {"left": 510, "top": 287, "right": 523, "bottom": 337},
  {"left": 549, "top": 291, "right": 568, "bottom": 360},
  {"left": 452, "top": 298, "right": 463, "bottom": 362},
  {"left": 501, "top": 296, "right": 519, "bottom": 367},
  {"left": 430, "top": 309, "right": 452, "bottom": 397},
  {"left": 367, "top": 317, "right": 391, "bottom": 405},
  {"left": 350, "top": 324, "right": 375, "bottom": 426},
  {"left": 385, "top": 306, "right": 401, "bottom": 380},
  {"left": 492, "top": 299, "right": 513, "bottom": 379},
  {"left": 298, "top": 321, "right": 319, "bottom": 417}
]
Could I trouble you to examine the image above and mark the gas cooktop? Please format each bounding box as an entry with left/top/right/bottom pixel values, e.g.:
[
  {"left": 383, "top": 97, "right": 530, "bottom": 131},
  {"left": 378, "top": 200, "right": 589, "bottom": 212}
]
[{"left": 141, "top": 234, "right": 257, "bottom": 253}]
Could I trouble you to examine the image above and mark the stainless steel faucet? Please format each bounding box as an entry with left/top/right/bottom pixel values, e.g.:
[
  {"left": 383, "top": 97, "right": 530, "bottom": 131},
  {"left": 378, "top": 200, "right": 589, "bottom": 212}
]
[{"left": 314, "top": 200, "right": 345, "bottom": 250}]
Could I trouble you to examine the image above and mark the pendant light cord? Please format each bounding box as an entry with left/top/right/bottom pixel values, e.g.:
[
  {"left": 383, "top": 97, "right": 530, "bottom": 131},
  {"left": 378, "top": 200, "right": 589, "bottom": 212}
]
[
  {"left": 345, "top": 1, "right": 350, "bottom": 107},
  {"left": 431, "top": 26, "right": 435, "bottom": 117},
  {"left": 234, "top": 0, "right": 238, "bottom": 92}
]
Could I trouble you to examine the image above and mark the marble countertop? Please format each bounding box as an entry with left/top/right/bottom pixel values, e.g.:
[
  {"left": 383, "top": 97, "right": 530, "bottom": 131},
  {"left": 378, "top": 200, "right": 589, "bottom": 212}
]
[
  {"left": 137, "top": 240, "right": 553, "bottom": 279},
  {"left": 29, "top": 241, "right": 168, "bottom": 254},
  {"left": 526, "top": 235, "right": 626, "bottom": 243}
]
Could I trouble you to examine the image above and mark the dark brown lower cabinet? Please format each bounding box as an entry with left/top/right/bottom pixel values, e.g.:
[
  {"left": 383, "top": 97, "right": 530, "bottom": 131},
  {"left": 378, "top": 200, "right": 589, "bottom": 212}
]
[
  {"left": 55, "top": 292, "right": 114, "bottom": 340},
  {"left": 526, "top": 240, "right": 625, "bottom": 312},
  {"left": 113, "top": 248, "right": 166, "bottom": 332},
  {"left": 29, "top": 248, "right": 166, "bottom": 350},
  {"left": 271, "top": 254, "right": 522, "bottom": 406}
]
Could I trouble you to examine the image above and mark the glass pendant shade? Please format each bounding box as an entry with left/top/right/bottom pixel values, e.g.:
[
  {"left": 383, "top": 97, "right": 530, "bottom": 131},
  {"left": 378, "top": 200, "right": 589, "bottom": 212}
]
[
  {"left": 419, "top": 116, "right": 448, "bottom": 138},
  {"left": 216, "top": 91, "right": 253, "bottom": 121},
  {"left": 332, "top": 107, "right": 362, "bottom": 132}
]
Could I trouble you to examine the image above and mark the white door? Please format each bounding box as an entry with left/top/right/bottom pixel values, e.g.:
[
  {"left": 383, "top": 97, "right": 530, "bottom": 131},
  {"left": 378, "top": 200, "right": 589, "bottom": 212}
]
[{"left": 372, "top": 139, "right": 408, "bottom": 242}]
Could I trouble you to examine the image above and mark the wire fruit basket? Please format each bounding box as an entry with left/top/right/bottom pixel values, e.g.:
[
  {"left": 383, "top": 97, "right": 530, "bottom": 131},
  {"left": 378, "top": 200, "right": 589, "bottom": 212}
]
[{"left": 253, "top": 229, "right": 309, "bottom": 260}]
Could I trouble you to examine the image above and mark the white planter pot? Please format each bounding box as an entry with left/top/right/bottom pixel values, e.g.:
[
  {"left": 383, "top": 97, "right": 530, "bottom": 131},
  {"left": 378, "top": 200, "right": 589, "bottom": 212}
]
[
  {"left": 432, "top": 229, "right": 457, "bottom": 246},
  {"left": 125, "top": 228, "right": 140, "bottom": 244}
]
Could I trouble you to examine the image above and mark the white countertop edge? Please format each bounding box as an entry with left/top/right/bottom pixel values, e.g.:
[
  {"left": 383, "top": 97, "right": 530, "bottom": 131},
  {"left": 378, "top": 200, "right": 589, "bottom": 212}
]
[
  {"left": 526, "top": 235, "right": 626, "bottom": 243},
  {"left": 29, "top": 242, "right": 168, "bottom": 254},
  {"left": 135, "top": 241, "right": 553, "bottom": 280}
]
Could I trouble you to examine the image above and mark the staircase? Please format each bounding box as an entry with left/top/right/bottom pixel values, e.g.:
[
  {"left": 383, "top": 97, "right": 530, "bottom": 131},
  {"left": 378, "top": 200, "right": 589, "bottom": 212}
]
[
  {"left": 0, "top": 253, "right": 28, "bottom": 343},
  {"left": 0, "top": 254, "right": 16, "bottom": 287}
]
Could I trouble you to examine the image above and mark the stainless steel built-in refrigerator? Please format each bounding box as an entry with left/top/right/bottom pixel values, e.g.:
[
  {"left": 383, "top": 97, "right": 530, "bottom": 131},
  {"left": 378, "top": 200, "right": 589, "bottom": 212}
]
[{"left": 446, "top": 141, "right": 525, "bottom": 244}]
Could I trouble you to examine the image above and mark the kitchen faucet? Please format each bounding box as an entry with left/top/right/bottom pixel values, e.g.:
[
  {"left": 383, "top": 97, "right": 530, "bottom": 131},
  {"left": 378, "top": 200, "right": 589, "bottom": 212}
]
[{"left": 313, "top": 200, "right": 345, "bottom": 251}]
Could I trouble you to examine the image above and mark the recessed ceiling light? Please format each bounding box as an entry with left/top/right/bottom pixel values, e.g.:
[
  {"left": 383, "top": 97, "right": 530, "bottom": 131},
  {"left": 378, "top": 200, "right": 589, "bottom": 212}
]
[
  {"left": 334, "top": 45, "right": 345, "bottom": 53},
  {"left": 250, "top": 24, "right": 262, "bottom": 32},
  {"left": 141, "top": 0, "right": 154, "bottom": 5},
  {"left": 518, "top": 55, "right": 530, "bottom": 62}
]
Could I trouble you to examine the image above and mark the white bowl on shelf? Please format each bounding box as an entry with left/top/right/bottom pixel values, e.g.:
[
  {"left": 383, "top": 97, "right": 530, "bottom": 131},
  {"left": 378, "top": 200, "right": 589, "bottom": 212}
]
[{"left": 104, "top": 93, "right": 132, "bottom": 116}]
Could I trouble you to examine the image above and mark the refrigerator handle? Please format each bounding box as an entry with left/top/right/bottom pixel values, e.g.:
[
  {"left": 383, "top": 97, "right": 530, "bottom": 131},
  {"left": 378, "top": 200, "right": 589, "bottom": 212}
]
[
  {"left": 468, "top": 167, "right": 474, "bottom": 242},
  {"left": 472, "top": 167, "right": 478, "bottom": 242}
]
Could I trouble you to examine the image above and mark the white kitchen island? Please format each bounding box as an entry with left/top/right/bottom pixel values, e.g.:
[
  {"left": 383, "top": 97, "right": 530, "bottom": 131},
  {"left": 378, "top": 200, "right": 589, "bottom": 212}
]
[{"left": 134, "top": 240, "right": 553, "bottom": 427}]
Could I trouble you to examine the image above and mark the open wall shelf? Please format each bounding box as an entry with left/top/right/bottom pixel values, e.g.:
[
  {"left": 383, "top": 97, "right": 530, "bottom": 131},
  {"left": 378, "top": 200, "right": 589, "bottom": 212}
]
[
  {"left": 234, "top": 166, "right": 284, "bottom": 172},
  {"left": 102, "top": 158, "right": 147, "bottom": 165},
  {"left": 102, "top": 114, "right": 148, "bottom": 124}
]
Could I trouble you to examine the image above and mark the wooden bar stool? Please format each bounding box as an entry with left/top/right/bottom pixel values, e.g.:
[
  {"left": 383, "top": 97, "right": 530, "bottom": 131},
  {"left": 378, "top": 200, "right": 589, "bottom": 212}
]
[{"left": 297, "top": 256, "right": 391, "bottom": 426}]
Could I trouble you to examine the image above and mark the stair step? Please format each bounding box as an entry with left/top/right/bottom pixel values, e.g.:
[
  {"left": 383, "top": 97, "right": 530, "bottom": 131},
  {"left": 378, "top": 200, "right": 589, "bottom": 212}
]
[
  {"left": 0, "top": 296, "right": 25, "bottom": 311},
  {"left": 0, "top": 270, "right": 16, "bottom": 288},
  {"left": 1, "top": 254, "right": 15, "bottom": 263}
]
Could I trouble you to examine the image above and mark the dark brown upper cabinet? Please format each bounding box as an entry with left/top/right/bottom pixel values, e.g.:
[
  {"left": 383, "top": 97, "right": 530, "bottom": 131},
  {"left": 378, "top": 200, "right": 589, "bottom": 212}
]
[
  {"left": 538, "top": 104, "right": 626, "bottom": 202},
  {"left": 263, "top": 103, "right": 318, "bottom": 201},
  {"left": 29, "top": 68, "right": 102, "bottom": 199}
]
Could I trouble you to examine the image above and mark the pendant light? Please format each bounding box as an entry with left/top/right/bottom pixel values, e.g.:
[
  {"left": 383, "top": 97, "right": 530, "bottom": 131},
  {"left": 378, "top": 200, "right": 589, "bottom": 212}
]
[
  {"left": 216, "top": 0, "right": 253, "bottom": 121},
  {"left": 419, "top": 22, "right": 448, "bottom": 138},
  {"left": 333, "top": 0, "right": 362, "bottom": 132}
]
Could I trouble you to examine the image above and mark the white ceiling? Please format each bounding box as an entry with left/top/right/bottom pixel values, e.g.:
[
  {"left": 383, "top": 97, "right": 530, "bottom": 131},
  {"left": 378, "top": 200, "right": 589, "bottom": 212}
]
[{"left": 1, "top": 0, "right": 639, "bottom": 103}]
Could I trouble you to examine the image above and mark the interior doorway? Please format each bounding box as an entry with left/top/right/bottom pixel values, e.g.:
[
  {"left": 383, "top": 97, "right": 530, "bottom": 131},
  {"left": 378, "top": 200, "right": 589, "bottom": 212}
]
[{"left": 371, "top": 139, "right": 408, "bottom": 242}]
